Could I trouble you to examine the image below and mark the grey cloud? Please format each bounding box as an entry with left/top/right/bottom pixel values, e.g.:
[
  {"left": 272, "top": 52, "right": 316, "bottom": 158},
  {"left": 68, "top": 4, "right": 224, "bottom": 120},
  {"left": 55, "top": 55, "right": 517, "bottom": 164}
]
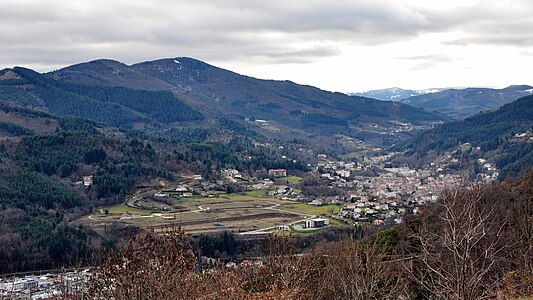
[
  {"left": 1, "top": 0, "right": 532, "bottom": 71},
  {"left": 431, "top": 2, "right": 533, "bottom": 47}
]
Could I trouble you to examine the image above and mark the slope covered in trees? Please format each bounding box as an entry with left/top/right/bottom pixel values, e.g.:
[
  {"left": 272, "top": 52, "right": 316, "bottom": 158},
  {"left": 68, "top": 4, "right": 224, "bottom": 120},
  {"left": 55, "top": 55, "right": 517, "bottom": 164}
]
[
  {"left": 0, "top": 67, "right": 203, "bottom": 129},
  {"left": 395, "top": 95, "right": 533, "bottom": 178},
  {"left": 48, "top": 57, "right": 449, "bottom": 146},
  {"left": 0, "top": 117, "right": 308, "bottom": 273}
]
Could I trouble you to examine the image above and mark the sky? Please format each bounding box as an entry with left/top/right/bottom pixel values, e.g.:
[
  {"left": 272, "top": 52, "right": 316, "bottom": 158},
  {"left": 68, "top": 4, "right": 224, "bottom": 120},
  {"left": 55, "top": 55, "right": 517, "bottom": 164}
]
[{"left": 1, "top": 0, "right": 533, "bottom": 93}]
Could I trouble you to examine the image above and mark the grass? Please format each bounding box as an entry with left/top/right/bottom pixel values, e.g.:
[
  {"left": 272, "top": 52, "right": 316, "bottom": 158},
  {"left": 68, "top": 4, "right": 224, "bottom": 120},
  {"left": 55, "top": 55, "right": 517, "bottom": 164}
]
[
  {"left": 245, "top": 189, "right": 270, "bottom": 198},
  {"left": 289, "top": 225, "right": 326, "bottom": 235},
  {"left": 327, "top": 218, "right": 346, "bottom": 227},
  {"left": 278, "top": 204, "right": 340, "bottom": 215},
  {"left": 103, "top": 203, "right": 154, "bottom": 216},
  {"left": 225, "top": 193, "right": 272, "bottom": 201},
  {"left": 280, "top": 176, "right": 302, "bottom": 185}
]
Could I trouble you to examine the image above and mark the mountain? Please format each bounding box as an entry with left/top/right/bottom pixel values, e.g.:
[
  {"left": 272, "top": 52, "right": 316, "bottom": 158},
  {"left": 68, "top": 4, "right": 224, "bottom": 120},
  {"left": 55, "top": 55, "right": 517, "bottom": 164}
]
[
  {"left": 394, "top": 95, "right": 533, "bottom": 179},
  {"left": 352, "top": 87, "right": 443, "bottom": 101},
  {"left": 400, "top": 85, "right": 533, "bottom": 119},
  {"left": 0, "top": 67, "right": 204, "bottom": 129},
  {"left": 48, "top": 59, "right": 174, "bottom": 91},
  {"left": 46, "top": 57, "right": 449, "bottom": 147}
]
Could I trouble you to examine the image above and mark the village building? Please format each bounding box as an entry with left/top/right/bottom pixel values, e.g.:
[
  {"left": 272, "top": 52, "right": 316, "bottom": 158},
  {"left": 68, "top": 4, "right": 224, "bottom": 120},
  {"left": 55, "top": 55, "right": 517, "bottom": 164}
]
[
  {"left": 305, "top": 218, "right": 329, "bottom": 228},
  {"left": 82, "top": 175, "right": 93, "bottom": 186},
  {"left": 268, "top": 169, "right": 287, "bottom": 177}
]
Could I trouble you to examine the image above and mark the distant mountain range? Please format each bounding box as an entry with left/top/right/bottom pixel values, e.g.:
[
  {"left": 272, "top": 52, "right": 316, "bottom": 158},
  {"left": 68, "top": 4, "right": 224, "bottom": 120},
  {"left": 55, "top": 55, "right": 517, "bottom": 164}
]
[
  {"left": 400, "top": 85, "right": 533, "bottom": 119},
  {"left": 352, "top": 87, "right": 445, "bottom": 101},
  {"left": 0, "top": 58, "right": 448, "bottom": 147},
  {"left": 356, "top": 85, "right": 533, "bottom": 120}
]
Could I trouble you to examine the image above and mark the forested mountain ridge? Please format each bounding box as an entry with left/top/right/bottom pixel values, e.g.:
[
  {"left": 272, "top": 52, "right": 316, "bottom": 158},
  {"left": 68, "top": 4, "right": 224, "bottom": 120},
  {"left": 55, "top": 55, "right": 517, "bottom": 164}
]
[
  {"left": 394, "top": 95, "right": 533, "bottom": 179},
  {"left": 47, "top": 57, "right": 449, "bottom": 146},
  {"left": 0, "top": 67, "right": 204, "bottom": 129}
]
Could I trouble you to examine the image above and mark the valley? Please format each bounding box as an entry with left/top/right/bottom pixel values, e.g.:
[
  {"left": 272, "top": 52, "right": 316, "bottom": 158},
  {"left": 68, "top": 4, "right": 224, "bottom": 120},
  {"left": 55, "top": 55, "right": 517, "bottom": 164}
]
[
  {"left": 3, "top": 0, "right": 533, "bottom": 298},
  {"left": 0, "top": 57, "right": 531, "bottom": 282}
]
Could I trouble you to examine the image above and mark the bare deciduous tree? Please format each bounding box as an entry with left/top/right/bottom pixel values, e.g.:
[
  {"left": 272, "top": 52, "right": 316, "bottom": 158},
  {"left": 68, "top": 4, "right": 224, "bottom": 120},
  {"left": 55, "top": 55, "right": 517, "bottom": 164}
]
[
  {"left": 410, "top": 185, "right": 511, "bottom": 300},
  {"left": 311, "top": 239, "right": 412, "bottom": 300}
]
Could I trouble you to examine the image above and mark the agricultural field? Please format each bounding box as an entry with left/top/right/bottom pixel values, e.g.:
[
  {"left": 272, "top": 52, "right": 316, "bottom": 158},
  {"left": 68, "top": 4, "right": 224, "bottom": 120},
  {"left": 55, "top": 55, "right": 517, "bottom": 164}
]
[
  {"left": 277, "top": 204, "right": 341, "bottom": 215},
  {"left": 103, "top": 203, "right": 154, "bottom": 216},
  {"left": 81, "top": 191, "right": 317, "bottom": 235}
]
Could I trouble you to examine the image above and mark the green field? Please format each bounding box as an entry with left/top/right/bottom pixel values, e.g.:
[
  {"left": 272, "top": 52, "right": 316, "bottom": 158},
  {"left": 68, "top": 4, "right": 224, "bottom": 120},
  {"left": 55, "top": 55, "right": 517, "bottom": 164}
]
[
  {"left": 278, "top": 204, "right": 340, "bottom": 215},
  {"left": 245, "top": 189, "right": 270, "bottom": 198},
  {"left": 103, "top": 203, "right": 154, "bottom": 215},
  {"left": 280, "top": 176, "right": 302, "bottom": 185},
  {"left": 327, "top": 218, "right": 346, "bottom": 226},
  {"left": 225, "top": 193, "right": 273, "bottom": 201}
]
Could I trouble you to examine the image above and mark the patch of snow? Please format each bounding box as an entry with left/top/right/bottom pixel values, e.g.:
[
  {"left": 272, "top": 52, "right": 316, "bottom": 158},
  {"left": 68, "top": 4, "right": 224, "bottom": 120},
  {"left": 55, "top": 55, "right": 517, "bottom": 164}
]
[
  {"left": 523, "top": 88, "right": 533, "bottom": 93},
  {"left": 422, "top": 89, "right": 441, "bottom": 94},
  {"left": 174, "top": 60, "right": 181, "bottom": 64}
]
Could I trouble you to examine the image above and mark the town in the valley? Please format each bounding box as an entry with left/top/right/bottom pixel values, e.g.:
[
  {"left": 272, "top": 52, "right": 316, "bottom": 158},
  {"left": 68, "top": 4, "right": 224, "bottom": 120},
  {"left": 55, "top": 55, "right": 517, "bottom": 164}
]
[{"left": 77, "top": 138, "right": 500, "bottom": 236}]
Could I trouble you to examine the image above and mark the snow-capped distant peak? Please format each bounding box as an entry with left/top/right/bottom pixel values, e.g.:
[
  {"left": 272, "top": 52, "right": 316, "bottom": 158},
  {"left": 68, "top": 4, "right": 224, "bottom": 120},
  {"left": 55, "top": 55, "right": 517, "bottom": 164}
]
[
  {"left": 350, "top": 87, "right": 450, "bottom": 101},
  {"left": 421, "top": 89, "right": 441, "bottom": 94}
]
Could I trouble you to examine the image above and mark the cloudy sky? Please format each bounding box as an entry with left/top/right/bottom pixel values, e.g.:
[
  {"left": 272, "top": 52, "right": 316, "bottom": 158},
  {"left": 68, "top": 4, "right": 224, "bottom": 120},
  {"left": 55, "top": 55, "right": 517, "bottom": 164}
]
[{"left": 1, "top": 0, "right": 533, "bottom": 92}]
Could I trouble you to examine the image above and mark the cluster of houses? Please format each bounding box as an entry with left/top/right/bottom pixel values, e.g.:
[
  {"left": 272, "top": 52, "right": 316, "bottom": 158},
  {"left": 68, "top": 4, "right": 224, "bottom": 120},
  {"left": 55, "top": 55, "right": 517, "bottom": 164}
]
[
  {"left": 313, "top": 156, "right": 472, "bottom": 226},
  {"left": 0, "top": 270, "right": 88, "bottom": 299}
]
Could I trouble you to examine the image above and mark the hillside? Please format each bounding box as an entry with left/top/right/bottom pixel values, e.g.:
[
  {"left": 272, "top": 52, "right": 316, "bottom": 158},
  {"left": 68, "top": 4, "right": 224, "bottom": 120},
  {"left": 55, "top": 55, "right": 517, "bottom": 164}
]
[
  {"left": 394, "top": 95, "right": 533, "bottom": 178},
  {"left": 0, "top": 102, "right": 100, "bottom": 138},
  {"left": 0, "top": 67, "right": 204, "bottom": 129},
  {"left": 400, "top": 85, "right": 533, "bottom": 119},
  {"left": 48, "top": 57, "right": 449, "bottom": 146},
  {"left": 0, "top": 109, "right": 308, "bottom": 272}
]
